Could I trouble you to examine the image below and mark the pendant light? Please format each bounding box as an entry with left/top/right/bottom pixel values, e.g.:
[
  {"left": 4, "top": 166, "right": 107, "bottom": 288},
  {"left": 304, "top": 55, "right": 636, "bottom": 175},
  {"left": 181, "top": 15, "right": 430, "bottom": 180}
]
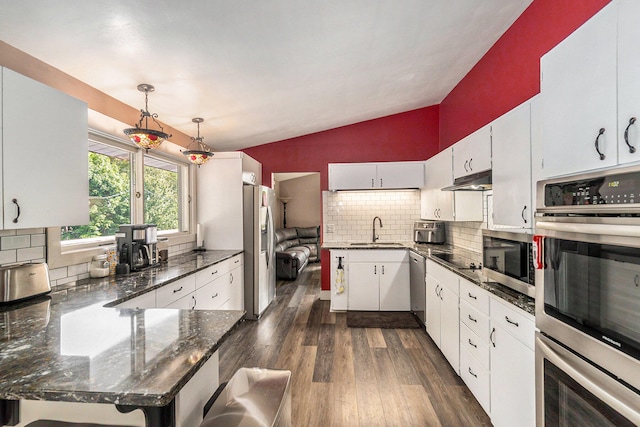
[
  {"left": 182, "top": 117, "right": 214, "bottom": 166},
  {"left": 123, "top": 84, "right": 171, "bottom": 151}
]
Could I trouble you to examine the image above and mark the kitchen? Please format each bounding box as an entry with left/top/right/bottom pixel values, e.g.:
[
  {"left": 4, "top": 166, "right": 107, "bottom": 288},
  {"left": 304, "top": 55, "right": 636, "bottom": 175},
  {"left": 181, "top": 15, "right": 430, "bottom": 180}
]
[{"left": 1, "top": 0, "right": 638, "bottom": 426}]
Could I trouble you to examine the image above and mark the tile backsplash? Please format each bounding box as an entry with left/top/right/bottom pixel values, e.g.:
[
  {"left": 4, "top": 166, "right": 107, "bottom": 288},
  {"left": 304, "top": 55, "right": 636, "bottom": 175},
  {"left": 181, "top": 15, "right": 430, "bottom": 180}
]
[
  {"left": 323, "top": 190, "right": 421, "bottom": 242},
  {"left": 0, "top": 228, "right": 195, "bottom": 289}
]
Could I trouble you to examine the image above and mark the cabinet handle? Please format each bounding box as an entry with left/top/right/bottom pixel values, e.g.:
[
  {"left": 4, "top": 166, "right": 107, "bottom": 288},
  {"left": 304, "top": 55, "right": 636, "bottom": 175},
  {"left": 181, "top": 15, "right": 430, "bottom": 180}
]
[
  {"left": 521, "top": 206, "right": 528, "bottom": 224},
  {"left": 11, "top": 199, "right": 20, "bottom": 223},
  {"left": 434, "top": 285, "right": 440, "bottom": 296},
  {"left": 374, "top": 265, "right": 377, "bottom": 274},
  {"left": 234, "top": 259, "right": 240, "bottom": 264},
  {"left": 173, "top": 286, "right": 183, "bottom": 293},
  {"left": 594, "top": 127, "right": 606, "bottom": 160},
  {"left": 211, "top": 270, "right": 218, "bottom": 275},
  {"left": 380, "top": 178, "right": 383, "bottom": 187},
  {"left": 468, "top": 367, "right": 477, "bottom": 378},
  {"left": 468, "top": 338, "right": 477, "bottom": 348},
  {"left": 436, "top": 208, "right": 441, "bottom": 218},
  {"left": 634, "top": 274, "right": 639, "bottom": 287},
  {"left": 230, "top": 273, "right": 234, "bottom": 284},
  {"left": 469, "top": 158, "right": 473, "bottom": 171},
  {"left": 212, "top": 292, "right": 219, "bottom": 299},
  {"left": 625, "top": 117, "right": 637, "bottom": 154},
  {"left": 490, "top": 327, "right": 496, "bottom": 347},
  {"left": 434, "top": 209, "right": 437, "bottom": 217},
  {"left": 467, "top": 292, "right": 477, "bottom": 300},
  {"left": 191, "top": 295, "right": 196, "bottom": 310},
  {"left": 464, "top": 160, "right": 469, "bottom": 172},
  {"left": 381, "top": 265, "right": 385, "bottom": 274},
  {"left": 439, "top": 288, "right": 443, "bottom": 301},
  {"left": 505, "top": 316, "right": 519, "bottom": 327},
  {"left": 371, "top": 178, "right": 375, "bottom": 188},
  {"left": 467, "top": 314, "right": 477, "bottom": 323}
]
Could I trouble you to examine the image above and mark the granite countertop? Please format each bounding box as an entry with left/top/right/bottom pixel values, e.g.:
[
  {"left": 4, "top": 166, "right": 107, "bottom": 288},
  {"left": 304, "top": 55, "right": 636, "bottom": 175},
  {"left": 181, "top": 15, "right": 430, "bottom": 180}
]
[
  {"left": 0, "top": 250, "right": 245, "bottom": 407},
  {"left": 323, "top": 242, "right": 535, "bottom": 316}
]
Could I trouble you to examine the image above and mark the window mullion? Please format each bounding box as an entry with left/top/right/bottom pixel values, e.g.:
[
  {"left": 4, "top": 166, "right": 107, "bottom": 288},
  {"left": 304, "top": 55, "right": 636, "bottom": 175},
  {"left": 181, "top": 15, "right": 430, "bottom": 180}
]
[{"left": 133, "top": 150, "right": 145, "bottom": 224}]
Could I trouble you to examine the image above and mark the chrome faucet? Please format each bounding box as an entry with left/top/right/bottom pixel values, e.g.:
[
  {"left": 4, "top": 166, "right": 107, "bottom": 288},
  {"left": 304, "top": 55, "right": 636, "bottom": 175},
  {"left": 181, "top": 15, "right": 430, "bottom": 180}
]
[{"left": 372, "top": 216, "right": 383, "bottom": 242}]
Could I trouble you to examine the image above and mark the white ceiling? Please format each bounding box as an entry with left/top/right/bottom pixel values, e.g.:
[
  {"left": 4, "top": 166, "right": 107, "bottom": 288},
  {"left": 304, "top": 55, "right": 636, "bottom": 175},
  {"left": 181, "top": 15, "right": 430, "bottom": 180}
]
[{"left": 0, "top": 0, "right": 532, "bottom": 151}]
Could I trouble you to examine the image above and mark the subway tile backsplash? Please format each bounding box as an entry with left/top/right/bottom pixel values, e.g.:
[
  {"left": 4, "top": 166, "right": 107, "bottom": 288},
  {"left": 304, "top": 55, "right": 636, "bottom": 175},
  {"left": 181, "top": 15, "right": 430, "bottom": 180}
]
[
  {"left": 323, "top": 190, "right": 421, "bottom": 242},
  {"left": 0, "top": 227, "right": 195, "bottom": 289}
]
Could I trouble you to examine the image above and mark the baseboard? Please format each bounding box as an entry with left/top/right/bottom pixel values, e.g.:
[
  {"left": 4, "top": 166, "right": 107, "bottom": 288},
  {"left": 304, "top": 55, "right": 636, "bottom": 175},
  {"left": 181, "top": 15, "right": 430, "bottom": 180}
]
[{"left": 319, "top": 290, "right": 331, "bottom": 301}]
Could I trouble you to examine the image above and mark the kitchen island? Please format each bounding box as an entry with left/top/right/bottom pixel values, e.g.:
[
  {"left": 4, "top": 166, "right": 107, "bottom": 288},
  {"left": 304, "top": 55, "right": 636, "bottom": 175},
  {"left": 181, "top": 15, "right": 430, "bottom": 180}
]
[{"left": 0, "top": 250, "right": 244, "bottom": 427}]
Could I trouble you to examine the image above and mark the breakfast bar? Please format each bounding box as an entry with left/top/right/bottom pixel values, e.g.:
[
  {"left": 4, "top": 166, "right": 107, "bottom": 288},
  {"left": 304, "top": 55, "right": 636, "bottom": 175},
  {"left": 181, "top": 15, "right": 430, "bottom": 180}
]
[{"left": 0, "top": 251, "right": 245, "bottom": 427}]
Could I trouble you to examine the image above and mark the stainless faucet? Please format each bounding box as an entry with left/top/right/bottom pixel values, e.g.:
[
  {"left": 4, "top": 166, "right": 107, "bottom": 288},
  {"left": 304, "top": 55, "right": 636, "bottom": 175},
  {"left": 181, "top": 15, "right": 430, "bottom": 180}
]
[{"left": 372, "top": 216, "right": 383, "bottom": 242}]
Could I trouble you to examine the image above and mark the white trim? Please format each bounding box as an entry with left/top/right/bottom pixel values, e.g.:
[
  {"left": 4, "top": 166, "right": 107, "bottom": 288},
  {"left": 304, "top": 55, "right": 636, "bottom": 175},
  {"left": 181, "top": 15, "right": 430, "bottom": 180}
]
[{"left": 320, "top": 289, "right": 331, "bottom": 301}]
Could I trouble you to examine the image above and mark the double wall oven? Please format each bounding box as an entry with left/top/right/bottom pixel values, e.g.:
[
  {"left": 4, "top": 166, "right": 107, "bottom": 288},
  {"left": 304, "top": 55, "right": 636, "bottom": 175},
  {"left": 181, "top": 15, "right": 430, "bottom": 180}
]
[{"left": 535, "top": 165, "right": 640, "bottom": 426}]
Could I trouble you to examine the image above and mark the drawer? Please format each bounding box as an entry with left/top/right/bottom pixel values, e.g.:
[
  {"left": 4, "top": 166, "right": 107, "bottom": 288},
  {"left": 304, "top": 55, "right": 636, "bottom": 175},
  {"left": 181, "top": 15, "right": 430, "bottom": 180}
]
[
  {"left": 157, "top": 275, "right": 196, "bottom": 307},
  {"left": 229, "top": 253, "right": 243, "bottom": 268},
  {"left": 115, "top": 290, "right": 156, "bottom": 309},
  {"left": 460, "top": 300, "right": 490, "bottom": 340},
  {"left": 195, "top": 260, "right": 230, "bottom": 288},
  {"left": 460, "top": 323, "right": 490, "bottom": 369},
  {"left": 164, "top": 292, "right": 196, "bottom": 310},
  {"left": 427, "top": 260, "right": 459, "bottom": 294},
  {"left": 195, "top": 275, "right": 230, "bottom": 310},
  {"left": 460, "top": 346, "right": 491, "bottom": 414},
  {"left": 490, "top": 297, "right": 535, "bottom": 350},
  {"left": 460, "top": 279, "right": 489, "bottom": 315},
  {"left": 348, "top": 249, "right": 408, "bottom": 263}
]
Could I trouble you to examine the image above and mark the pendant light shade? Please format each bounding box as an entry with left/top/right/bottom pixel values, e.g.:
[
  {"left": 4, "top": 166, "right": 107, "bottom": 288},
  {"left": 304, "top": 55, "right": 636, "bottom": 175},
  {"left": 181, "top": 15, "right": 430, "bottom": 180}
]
[
  {"left": 123, "top": 84, "right": 171, "bottom": 151},
  {"left": 182, "top": 118, "right": 214, "bottom": 166}
]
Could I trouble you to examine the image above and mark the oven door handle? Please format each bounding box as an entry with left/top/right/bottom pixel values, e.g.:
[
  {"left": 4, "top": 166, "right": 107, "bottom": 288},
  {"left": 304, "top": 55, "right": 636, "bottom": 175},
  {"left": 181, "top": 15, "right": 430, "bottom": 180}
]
[
  {"left": 536, "top": 334, "right": 640, "bottom": 425},
  {"left": 536, "top": 221, "right": 640, "bottom": 238}
]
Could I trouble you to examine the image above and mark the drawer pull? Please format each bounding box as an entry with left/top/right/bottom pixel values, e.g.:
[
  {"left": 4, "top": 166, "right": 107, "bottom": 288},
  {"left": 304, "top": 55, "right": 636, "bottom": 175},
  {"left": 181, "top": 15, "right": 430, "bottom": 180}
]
[
  {"left": 191, "top": 295, "right": 196, "bottom": 310},
  {"left": 211, "top": 270, "right": 218, "bottom": 275},
  {"left": 173, "top": 286, "right": 183, "bottom": 293},
  {"left": 468, "top": 367, "right": 477, "bottom": 378},
  {"left": 212, "top": 293, "right": 219, "bottom": 299},
  {"left": 468, "top": 338, "right": 477, "bottom": 348},
  {"left": 467, "top": 292, "right": 477, "bottom": 300},
  {"left": 234, "top": 259, "right": 240, "bottom": 264},
  {"left": 490, "top": 327, "right": 496, "bottom": 348},
  {"left": 468, "top": 314, "right": 477, "bottom": 323},
  {"left": 230, "top": 273, "right": 234, "bottom": 284},
  {"left": 505, "top": 316, "right": 519, "bottom": 327}
]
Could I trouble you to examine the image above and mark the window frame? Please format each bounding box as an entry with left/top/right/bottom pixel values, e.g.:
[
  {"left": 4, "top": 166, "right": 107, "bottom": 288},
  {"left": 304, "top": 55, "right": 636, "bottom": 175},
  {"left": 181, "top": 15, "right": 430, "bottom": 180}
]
[{"left": 47, "top": 130, "right": 196, "bottom": 268}]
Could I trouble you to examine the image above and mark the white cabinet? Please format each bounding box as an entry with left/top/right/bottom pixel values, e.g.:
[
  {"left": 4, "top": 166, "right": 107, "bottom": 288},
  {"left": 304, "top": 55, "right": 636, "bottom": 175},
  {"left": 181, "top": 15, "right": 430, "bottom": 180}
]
[
  {"left": 540, "top": 3, "right": 618, "bottom": 177},
  {"left": 328, "top": 161, "right": 424, "bottom": 190},
  {"left": 425, "top": 259, "right": 459, "bottom": 374},
  {"left": 347, "top": 250, "right": 410, "bottom": 311},
  {"left": 421, "top": 148, "right": 483, "bottom": 221},
  {"left": 157, "top": 275, "right": 197, "bottom": 308},
  {"left": 330, "top": 250, "right": 349, "bottom": 311},
  {"left": 115, "top": 290, "right": 157, "bottom": 309},
  {"left": 453, "top": 125, "right": 492, "bottom": 180},
  {"left": 489, "top": 298, "right": 535, "bottom": 427},
  {"left": 1, "top": 67, "right": 88, "bottom": 229},
  {"left": 618, "top": 0, "right": 640, "bottom": 165},
  {"left": 491, "top": 98, "right": 535, "bottom": 228},
  {"left": 227, "top": 258, "right": 244, "bottom": 310},
  {"left": 197, "top": 152, "right": 261, "bottom": 250}
]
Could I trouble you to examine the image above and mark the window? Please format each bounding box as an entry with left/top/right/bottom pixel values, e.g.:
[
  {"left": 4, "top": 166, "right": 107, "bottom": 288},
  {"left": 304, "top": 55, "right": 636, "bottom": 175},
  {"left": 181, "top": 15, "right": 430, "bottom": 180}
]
[{"left": 144, "top": 155, "right": 181, "bottom": 232}]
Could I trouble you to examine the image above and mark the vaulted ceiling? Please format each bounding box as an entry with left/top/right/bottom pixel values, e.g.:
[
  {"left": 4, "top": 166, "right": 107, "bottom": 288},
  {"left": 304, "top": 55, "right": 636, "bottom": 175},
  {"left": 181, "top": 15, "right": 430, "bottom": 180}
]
[{"left": 0, "top": 0, "right": 532, "bottom": 151}]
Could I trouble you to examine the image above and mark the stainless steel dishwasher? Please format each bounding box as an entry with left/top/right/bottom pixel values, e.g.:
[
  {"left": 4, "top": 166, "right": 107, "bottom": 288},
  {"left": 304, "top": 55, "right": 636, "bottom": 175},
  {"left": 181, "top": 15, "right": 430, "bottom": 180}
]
[{"left": 409, "top": 251, "right": 426, "bottom": 325}]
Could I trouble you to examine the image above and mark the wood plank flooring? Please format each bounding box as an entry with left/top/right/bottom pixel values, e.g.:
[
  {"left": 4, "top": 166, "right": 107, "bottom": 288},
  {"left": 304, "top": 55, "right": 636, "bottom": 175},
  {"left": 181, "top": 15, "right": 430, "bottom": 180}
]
[{"left": 218, "top": 264, "right": 492, "bottom": 426}]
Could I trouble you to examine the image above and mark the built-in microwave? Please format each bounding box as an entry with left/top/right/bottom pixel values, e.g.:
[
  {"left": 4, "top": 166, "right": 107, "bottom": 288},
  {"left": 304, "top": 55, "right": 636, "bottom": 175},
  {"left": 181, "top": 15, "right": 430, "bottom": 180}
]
[{"left": 482, "top": 229, "right": 535, "bottom": 297}]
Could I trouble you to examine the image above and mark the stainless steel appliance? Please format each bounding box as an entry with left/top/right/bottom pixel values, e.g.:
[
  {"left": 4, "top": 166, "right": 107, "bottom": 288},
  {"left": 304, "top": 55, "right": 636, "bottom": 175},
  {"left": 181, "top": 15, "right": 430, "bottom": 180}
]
[
  {"left": 535, "top": 165, "right": 640, "bottom": 426},
  {"left": 409, "top": 251, "right": 426, "bottom": 325},
  {"left": 243, "top": 185, "right": 276, "bottom": 320},
  {"left": 413, "top": 220, "right": 445, "bottom": 244},
  {"left": 482, "top": 229, "right": 534, "bottom": 297},
  {"left": 0, "top": 263, "right": 51, "bottom": 303},
  {"left": 116, "top": 224, "right": 159, "bottom": 272}
]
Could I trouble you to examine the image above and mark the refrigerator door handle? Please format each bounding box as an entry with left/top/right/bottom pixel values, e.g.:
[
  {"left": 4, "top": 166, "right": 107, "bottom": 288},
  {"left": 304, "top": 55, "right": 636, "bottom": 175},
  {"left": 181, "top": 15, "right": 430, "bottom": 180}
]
[{"left": 266, "top": 205, "right": 274, "bottom": 268}]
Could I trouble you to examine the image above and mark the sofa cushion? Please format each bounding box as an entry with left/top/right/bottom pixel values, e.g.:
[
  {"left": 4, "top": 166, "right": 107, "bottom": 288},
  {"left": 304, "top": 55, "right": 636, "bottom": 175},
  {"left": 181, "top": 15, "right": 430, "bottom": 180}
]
[
  {"left": 296, "top": 226, "right": 319, "bottom": 238},
  {"left": 276, "top": 228, "right": 298, "bottom": 243}
]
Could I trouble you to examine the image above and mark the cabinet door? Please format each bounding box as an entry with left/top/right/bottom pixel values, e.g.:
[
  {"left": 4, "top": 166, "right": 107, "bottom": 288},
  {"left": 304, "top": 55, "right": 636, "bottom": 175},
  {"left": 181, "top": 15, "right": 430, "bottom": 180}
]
[
  {"left": 115, "top": 290, "right": 156, "bottom": 309},
  {"left": 227, "top": 265, "right": 244, "bottom": 310},
  {"left": 540, "top": 2, "right": 617, "bottom": 177},
  {"left": 330, "top": 250, "right": 349, "bottom": 311},
  {"left": 195, "top": 275, "right": 229, "bottom": 310},
  {"left": 420, "top": 188, "right": 438, "bottom": 220},
  {"left": 376, "top": 162, "right": 424, "bottom": 189},
  {"left": 425, "top": 149, "right": 453, "bottom": 189},
  {"left": 453, "top": 125, "right": 491, "bottom": 179},
  {"left": 490, "top": 324, "right": 535, "bottom": 427},
  {"left": 492, "top": 101, "right": 533, "bottom": 228},
  {"left": 426, "top": 274, "right": 441, "bottom": 345},
  {"left": 328, "top": 163, "right": 376, "bottom": 190},
  {"left": 2, "top": 68, "right": 88, "bottom": 229},
  {"left": 437, "top": 190, "right": 455, "bottom": 221},
  {"left": 379, "top": 261, "right": 410, "bottom": 311},
  {"left": 440, "top": 284, "right": 460, "bottom": 374},
  {"left": 618, "top": 0, "right": 640, "bottom": 165},
  {"left": 348, "top": 262, "right": 379, "bottom": 310}
]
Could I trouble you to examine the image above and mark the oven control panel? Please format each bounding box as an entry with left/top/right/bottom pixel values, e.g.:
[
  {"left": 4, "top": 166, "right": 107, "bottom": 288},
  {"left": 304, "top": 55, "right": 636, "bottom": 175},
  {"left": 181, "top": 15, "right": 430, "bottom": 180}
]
[{"left": 544, "top": 171, "right": 640, "bottom": 207}]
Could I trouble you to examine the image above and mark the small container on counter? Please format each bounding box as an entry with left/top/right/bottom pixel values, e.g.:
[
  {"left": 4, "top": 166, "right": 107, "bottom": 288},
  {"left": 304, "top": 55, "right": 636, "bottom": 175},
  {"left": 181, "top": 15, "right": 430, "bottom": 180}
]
[
  {"left": 90, "top": 254, "right": 110, "bottom": 278},
  {"left": 158, "top": 237, "right": 169, "bottom": 263},
  {"left": 106, "top": 245, "right": 118, "bottom": 275}
]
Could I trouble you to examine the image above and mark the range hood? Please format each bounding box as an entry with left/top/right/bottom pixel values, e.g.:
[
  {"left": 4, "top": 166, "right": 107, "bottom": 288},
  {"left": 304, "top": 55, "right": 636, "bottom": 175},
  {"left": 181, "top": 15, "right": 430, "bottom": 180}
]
[{"left": 442, "top": 170, "right": 492, "bottom": 191}]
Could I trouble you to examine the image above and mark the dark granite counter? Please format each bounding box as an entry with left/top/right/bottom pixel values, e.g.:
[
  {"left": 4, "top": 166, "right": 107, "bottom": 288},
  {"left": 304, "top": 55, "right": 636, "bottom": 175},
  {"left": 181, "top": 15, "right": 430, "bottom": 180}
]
[
  {"left": 0, "top": 250, "right": 245, "bottom": 407},
  {"left": 323, "top": 242, "right": 535, "bottom": 316}
]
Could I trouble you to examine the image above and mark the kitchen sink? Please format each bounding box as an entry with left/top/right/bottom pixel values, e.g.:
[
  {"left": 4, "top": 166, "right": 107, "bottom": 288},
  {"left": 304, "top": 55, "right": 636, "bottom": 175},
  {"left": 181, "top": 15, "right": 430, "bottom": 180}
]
[{"left": 349, "top": 242, "right": 405, "bottom": 247}]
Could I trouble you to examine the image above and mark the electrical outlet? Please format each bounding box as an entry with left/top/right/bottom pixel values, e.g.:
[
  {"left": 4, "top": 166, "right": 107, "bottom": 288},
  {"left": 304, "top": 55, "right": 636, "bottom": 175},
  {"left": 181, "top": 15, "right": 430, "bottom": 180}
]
[{"left": 326, "top": 224, "right": 335, "bottom": 233}]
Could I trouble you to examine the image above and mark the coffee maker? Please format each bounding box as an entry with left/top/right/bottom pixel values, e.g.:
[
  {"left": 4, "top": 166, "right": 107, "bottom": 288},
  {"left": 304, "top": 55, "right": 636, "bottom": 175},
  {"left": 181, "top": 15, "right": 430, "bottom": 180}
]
[{"left": 116, "top": 224, "right": 159, "bottom": 271}]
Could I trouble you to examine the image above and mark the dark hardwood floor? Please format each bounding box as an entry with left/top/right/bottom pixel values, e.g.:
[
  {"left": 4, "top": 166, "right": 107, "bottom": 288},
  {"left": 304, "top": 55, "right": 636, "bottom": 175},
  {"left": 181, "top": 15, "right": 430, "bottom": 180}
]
[{"left": 218, "top": 264, "right": 492, "bottom": 426}]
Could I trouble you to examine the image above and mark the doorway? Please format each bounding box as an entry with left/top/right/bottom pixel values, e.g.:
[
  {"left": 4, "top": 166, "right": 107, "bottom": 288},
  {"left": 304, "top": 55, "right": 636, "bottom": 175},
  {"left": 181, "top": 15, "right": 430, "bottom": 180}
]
[{"left": 272, "top": 172, "right": 321, "bottom": 230}]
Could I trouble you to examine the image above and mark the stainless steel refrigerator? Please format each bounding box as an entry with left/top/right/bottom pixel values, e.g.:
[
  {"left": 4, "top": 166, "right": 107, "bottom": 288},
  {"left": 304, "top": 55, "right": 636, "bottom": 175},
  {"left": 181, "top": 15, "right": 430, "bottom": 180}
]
[{"left": 243, "top": 185, "right": 276, "bottom": 320}]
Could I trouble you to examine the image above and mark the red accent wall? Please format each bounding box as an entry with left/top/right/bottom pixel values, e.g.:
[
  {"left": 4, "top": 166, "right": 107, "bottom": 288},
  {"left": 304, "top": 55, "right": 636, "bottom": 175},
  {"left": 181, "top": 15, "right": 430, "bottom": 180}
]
[{"left": 439, "top": 0, "right": 611, "bottom": 149}]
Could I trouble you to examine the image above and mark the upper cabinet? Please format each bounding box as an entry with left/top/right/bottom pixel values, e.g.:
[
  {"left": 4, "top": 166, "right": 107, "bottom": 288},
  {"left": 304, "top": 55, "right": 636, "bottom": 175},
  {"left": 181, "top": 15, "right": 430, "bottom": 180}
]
[
  {"left": 1, "top": 67, "right": 88, "bottom": 229},
  {"left": 492, "top": 98, "right": 536, "bottom": 228},
  {"left": 452, "top": 125, "right": 491, "bottom": 180},
  {"left": 541, "top": 1, "right": 640, "bottom": 178},
  {"left": 328, "top": 161, "right": 424, "bottom": 191}
]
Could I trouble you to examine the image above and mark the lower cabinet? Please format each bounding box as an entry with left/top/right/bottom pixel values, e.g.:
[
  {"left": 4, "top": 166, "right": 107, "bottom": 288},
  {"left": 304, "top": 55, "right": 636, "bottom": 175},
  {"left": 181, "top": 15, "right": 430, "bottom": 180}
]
[
  {"left": 330, "top": 250, "right": 349, "bottom": 311},
  {"left": 347, "top": 250, "right": 410, "bottom": 311},
  {"left": 426, "top": 260, "right": 460, "bottom": 374}
]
